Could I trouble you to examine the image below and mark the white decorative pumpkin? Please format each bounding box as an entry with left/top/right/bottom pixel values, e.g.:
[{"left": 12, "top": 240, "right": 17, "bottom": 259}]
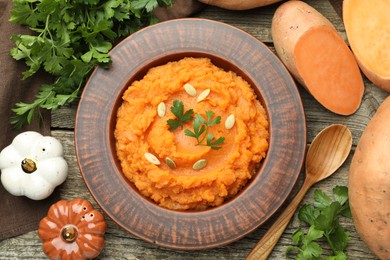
[{"left": 0, "top": 131, "right": 68, "bottom": 200}]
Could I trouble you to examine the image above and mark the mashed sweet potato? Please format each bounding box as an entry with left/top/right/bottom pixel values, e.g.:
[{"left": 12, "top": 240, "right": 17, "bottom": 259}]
[{"left": 115, "top": 57, "right": 269, "bottom": 210}]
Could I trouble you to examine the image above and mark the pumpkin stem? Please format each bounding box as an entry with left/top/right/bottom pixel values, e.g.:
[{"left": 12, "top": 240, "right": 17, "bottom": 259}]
[
  {"left": 61, "top": 225, "right": 78, "bottom": 243},
  {"left": 21, "top": 158, "right": 37, "bottom": 173}
]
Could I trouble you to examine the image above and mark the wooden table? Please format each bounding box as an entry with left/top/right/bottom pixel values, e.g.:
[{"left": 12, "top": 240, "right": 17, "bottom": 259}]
[{"left": 0, "top": 0, "right": 386, "bottom": 259}]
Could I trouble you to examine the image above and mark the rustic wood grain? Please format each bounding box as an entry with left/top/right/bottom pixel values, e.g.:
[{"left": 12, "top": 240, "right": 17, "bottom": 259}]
[{"left": 0, "top": 0, "right": 387, "bottom": 259}]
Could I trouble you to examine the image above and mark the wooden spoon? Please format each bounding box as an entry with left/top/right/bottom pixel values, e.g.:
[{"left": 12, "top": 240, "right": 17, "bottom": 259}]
[{"left": 246, "top": 124, "right": 352, "bottom": 260}]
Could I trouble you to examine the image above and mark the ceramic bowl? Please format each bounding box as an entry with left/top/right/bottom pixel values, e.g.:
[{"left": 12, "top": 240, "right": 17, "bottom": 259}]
[{"left": 75, "top": 18, "right": 306, "bottom": 250}]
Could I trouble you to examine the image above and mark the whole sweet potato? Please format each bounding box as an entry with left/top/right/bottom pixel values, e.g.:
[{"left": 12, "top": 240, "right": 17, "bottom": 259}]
[
  {"left": 197, "top": 0, "right": 283, "bottom": 10},
  {"left": 349, "top": 96, "right": 390, "bottom": 259},
  {"left": 153, "top": 0, "right": 205, "bottom": 21}
]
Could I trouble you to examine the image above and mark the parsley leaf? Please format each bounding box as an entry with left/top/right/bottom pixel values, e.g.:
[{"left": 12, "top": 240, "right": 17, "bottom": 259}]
[
  {"left": 299, "top": 204, "right": 321, "bottom": 226},
  {"left": 287, "top": 186, "right": 352, "bottom": 259},
  {"left": 332, "top": 186, "right": 351, "bottom": 218},
  {"left": 286, "top": 226, "right": 324, "bottom": 259},
  {"left": 131, "top": 0, "right": 160, "bottom": 12},
  {"left": 167, "top": 100, "right": 194, "bottom": 131},
  {"left": 313, "top": 189, "right": 333, "bottom": 209},
  {"left": 206, "top": 133, "right": 225, "bottom": 150}
]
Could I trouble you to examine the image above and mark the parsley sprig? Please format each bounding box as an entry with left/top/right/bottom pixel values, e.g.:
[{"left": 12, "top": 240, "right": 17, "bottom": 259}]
[
  {"left": 286, "top": 186, "right": 352, "bottom": 260},
  {"left": 166, "top": 100, "right": 226, "bottom": 150},
  {"left": 167, "top": 100, "right": 194, "bottom": 131},
  {"left": 9, "top": 0, "right": 173, "bottom": 128},
  {"left": 184, "top": 111, "right": 225, "bottom": 150}
]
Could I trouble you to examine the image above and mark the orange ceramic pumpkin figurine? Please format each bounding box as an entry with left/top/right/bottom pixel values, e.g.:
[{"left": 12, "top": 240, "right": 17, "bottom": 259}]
[{"left": 38, "top": 198, "right": 107, "bottom": 260}]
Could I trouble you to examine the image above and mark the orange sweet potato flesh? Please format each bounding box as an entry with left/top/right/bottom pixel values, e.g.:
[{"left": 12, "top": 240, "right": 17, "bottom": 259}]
[
  {"left": 197, "top": 0, "right": 283, "bottom": 10},
  {"left": 349, "top": 96, "right": 390, "bottom": 260},
  {"left": 343, "top": 0, "right": 390, "bottom": 92},
  {"left": 272, "top": 1, "right": 364, "bottom": 115}
]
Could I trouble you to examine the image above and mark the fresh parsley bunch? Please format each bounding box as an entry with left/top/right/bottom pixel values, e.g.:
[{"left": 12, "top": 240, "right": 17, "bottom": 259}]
[
  {"left": 9, "top": 0, "right": 173, "bottom": 128},
  {"left": 286, "top": 186, "right": 352, "bottom": 260}
]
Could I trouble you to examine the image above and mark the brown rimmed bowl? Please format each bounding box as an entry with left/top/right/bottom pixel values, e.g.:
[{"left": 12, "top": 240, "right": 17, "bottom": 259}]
[{"left": 75, "top": 18, "right": 306, "bottom": 250}]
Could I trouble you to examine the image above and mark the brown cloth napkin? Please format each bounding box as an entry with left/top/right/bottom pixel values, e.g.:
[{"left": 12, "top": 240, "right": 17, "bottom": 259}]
[
  {"left": 0, "top": 0, "right": 59, "bottom": 240},
  {"left": 0, "top": 0, "right": 203, "bottom": 241}
]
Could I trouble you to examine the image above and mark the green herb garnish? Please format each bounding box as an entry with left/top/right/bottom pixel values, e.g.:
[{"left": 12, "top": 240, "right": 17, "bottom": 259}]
[
  {"left": 9, "top": 0, "right": 173, "bottom": 128},
  {"left": 167, "top": 100, "right": 194, "bottom": 131},
  {"left": 286, "top": 186, "right": 352, "bottom": 260},
  {"left": 184, "top": 111, "right": 225, "bottom": 150}
]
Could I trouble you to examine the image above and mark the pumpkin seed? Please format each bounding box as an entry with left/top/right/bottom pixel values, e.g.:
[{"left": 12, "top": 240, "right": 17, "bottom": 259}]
[
  {"left": 197, "top": 89, "right": 210, "bottom": 103},
  {"left": 157, "top": 102, "right": 166, "bottom": 117},
  {"left": 193, "top": 159, "right": 207, "bottom": 170},
  {"left": 166, "top": 157, "right": 176, "bottom": 169},
  {"left": 144, "top": 153, "right": 160, "bottom": 165},
  {"left": 183, "top": 83, "right": 197, "bottom": 96},
  {"left": 225, "top": 114, "right": 235, "bottom": 129}
]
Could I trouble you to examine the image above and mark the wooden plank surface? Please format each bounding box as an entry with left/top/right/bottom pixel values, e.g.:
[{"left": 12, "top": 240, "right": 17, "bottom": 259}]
[{"left": 0, "top": 0, "right": 387, "bottom": 259}]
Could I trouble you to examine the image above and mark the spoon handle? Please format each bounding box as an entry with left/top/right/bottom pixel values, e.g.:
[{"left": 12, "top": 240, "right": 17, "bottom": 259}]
[{"left": 246, "top": 179, "right": 313, "bottom": 260}]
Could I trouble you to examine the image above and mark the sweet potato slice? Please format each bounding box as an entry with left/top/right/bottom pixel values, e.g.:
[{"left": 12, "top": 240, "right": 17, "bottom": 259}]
[
  {"left": 272, "top": 1, "right": 364, "bottom": 115},
  {"left": 343, "top": 0, "right": 390, "bottom": 92}
]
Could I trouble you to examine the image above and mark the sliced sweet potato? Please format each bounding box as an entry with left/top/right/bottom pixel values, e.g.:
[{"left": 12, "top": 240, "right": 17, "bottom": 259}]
[
  {"left": 343, "top": 0, "right": 390, "bottom": 92},
  {"left": 349, "top": 96, "right": 390, "bottom": 259},
  {"left": 197, "top": 0, "right": 283, "bottom": 10},
  {"left": 272, "top": 0, "right": 364, "bottom": 115}
]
